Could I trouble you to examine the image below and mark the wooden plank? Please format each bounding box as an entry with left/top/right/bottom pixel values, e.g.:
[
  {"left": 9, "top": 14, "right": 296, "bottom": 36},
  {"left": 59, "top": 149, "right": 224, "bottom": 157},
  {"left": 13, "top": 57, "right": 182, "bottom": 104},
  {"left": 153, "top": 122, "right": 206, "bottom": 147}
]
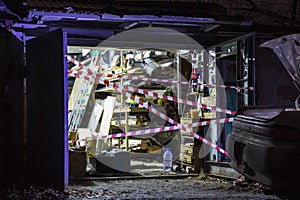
[
  {"left": 87, "top": 102, "right": 103, "bottom": 134},
  {"left": 98, "top": 96, "right": 116, "bottom": 136},
  {"left": 96, "top": 96, "right": 116, "bottom": 153}
]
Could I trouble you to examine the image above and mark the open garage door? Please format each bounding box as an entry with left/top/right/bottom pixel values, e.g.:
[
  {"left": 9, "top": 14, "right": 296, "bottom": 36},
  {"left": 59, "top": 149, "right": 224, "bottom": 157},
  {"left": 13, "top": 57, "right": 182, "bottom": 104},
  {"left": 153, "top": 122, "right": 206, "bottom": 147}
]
[
  {"left": 0, "top": 27, "right": 24, "bottom": 187},
  {"left": 26, "top": 29, "right": 68, "bottom": 189}
]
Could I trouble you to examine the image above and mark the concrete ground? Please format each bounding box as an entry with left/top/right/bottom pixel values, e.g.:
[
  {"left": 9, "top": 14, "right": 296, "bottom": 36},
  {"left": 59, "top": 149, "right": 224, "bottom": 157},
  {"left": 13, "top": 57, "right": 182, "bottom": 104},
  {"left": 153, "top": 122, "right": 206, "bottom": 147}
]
[
  {"left": 65, "top": 159, "right": 282, "bottom": 200},
  {"left": 67, "top": 176, "right": 281, "bottom": 200},
  {"left": 0, "top": 159, "right": 293, "bottom": 199}
]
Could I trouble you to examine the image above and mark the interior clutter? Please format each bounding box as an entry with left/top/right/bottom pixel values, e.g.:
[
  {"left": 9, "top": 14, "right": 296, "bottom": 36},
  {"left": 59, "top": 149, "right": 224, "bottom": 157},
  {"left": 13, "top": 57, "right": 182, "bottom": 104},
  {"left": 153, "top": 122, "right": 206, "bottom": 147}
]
[
  {"left": 67, "top": 33, "right": 253, "bottom": 178},
  {"left": 2, "top": 1, "right": 300, "bottom": 196}
]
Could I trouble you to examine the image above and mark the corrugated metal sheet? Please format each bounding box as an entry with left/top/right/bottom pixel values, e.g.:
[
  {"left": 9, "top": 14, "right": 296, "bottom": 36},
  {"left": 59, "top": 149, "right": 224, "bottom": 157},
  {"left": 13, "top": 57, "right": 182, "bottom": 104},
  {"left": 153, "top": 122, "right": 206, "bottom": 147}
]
[
  {"left": 23, "top": 0, "right": 226, "bottom": 17},
  {"left": 25, "top": 0, "right": 103, "bottom": 10}
]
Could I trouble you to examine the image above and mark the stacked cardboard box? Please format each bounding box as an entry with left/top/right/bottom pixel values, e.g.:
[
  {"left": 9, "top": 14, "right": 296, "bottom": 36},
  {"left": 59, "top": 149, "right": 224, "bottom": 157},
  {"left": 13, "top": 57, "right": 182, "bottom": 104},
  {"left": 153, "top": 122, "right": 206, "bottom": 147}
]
[
  {"left": 180, "top": 143, "right": 193, "bottom": 165},
  {"left": 69, "top": 150, "right": 87, "bottom": 177}
]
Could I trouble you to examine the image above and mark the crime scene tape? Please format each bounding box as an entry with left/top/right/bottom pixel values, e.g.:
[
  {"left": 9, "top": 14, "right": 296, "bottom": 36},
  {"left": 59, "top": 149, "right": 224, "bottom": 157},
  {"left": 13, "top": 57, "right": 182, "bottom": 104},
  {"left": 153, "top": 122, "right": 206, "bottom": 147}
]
[
  {"left": 67, "top": 66, "right": 124, "bottom": 82},
  {"left": 117, "top": 88, "right": 229, "bottom": 156},
  {"left": 121, "top": 75, "right": 254, "bottom": 92},
  {"left": 69, "top": 125, "right": 179, "bottom": 143},
  {"left": 67, "top": 55, "right": 84, "bottom": 68},
  {"left": 69, "top": 116, "right": 234, "bottom": 144},
  {"left": 185, "top": 117, "right": 234, "bottom": 128},
  {"left": 67, "top": 80, "right": 230, "bottom": 156},
  {"left": 117, "top": 84, "right": 236, "bottom": 115},
  {"left": 69, "top": 68, "right": 104, "bottom": 80},
  {"left": 66, "top": 56, "right": 101, "bottom": 79},
  {"left": 66, "top": 54, "right": 254, "bottom": 92},
  {"left": 68, "top": 72, "right": 237, "bottom": 115},
  {"left": 96, "top": 73, "right": 253, "bottom": 92},
  {"left": 68, "top": 68, "right": 253, "bottom": 92},
  {"left": 67, "top": 65, "right": 231, "bottom": 156}
]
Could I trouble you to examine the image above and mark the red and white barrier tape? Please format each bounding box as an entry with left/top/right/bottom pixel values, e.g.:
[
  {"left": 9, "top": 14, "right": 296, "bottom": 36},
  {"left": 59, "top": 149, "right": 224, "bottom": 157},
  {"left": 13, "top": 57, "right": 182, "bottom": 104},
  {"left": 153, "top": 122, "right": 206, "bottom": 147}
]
[
  {"left": 67, "top": 79, "right": 230, "bottom": 156},
  {"left": 117, "top": 84, "right": 237, "bottom": 115},
  {"left": 68, "top": 72, "right": 237, "bottom": 115},
  {"left": 118, "top": 89, "right": 229, "bottom": 156},
  {"left": 69, "top": 116, "right": 234, "bottom": 144},
  {"left": 67, "top": 55, "right": 125, "bottom": 80},
  {"left": 69, "top": 68, "right": 104, "bottom": 81},
  {"left": 68, "top": 67, "right": 124, "bottom": 82},
  {"left": 67, "top": 58, "right": 231, "bottom": 156},
  {"left": 66, "top": 55, "right": 84, "bottom": 68},
  {"left": 66, "top": 56, "right": 102, "bottom": 79},
  {"left": 68, "top": 69, "right": 253, "bottom": 92},
  {"left": 66, "top": 55, "right": 253, "bottom": 92},
  {"left": 185, "top": 117, "right": 234, "bottom": 128},
  {"left": 121, "top": 75, "right": 254, "bottom": 92},
  {"left": 88, "top": 72, "right": 253, "bottom": 92},
  {"left": 69, "top": 125, "right": 179, "bottom": 143}
]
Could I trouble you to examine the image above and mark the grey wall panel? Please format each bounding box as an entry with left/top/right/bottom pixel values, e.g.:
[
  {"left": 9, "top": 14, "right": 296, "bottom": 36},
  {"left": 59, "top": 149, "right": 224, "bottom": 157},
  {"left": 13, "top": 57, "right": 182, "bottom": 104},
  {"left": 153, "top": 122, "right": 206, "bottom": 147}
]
[{"left": 26, "top": 29, "right": 68, "bottom": 189}]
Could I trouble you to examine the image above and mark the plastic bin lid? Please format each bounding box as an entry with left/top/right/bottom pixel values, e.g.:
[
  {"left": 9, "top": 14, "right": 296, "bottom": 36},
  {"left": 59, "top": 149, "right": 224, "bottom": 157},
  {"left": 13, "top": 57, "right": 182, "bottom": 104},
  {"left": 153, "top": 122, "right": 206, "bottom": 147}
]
[{"left": 260, "top": 34, "right": 300, "bottom": 109}]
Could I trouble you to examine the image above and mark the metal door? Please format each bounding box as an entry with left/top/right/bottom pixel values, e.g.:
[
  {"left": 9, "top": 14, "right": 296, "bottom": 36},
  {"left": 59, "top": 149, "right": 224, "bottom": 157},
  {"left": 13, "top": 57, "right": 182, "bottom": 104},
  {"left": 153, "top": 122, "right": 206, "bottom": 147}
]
[
  {"left": 26, "top": 29, "right": 68, "bottom": 189},
  {"left": 0, "top": 27, "right": 24, "bottom": 187},
  {"left": 207, "top": 33, "right": 256, "bottom": 162}
]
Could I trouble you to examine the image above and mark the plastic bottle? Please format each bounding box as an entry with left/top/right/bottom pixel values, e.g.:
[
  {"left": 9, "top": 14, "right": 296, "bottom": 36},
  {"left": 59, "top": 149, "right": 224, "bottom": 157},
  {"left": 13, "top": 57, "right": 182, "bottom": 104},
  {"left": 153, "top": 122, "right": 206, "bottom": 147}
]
[{"left": 163, "top": 147, "right": 173, "bottom": 170}]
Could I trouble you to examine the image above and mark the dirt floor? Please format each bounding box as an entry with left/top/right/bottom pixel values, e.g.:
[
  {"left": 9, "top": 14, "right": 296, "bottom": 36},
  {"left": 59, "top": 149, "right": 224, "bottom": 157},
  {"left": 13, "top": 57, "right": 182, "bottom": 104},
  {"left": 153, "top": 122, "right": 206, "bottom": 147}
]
[
  {"left": 1, "top": 176, "right": 284, "bottom": 200},
  {"left": 0, "top": 159, "right": 294, "bottom": 199},
  {"left": 67, "top": 176, "right": 282, "bottom": 200}
]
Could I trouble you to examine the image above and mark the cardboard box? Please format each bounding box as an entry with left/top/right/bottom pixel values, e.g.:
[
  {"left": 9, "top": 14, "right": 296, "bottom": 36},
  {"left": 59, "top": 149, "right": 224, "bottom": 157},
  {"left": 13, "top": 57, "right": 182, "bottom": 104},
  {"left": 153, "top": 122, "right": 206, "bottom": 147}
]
[
  {"left": 181, "top": 144, "right": 193, "bottom": 155},
  {"left": 190, "top": 109, "right": 200, "bottom": 118},
  {"left": 182, "top": 154, "right": 193, "bottom": 164},
  {"left": 203, "top": 112, "right": 216, "bottom": 119},
  {"left": 69, "top": 150, "right": 87, "bottom": 177},
  {"left": 201, "top": 96, "right": 216, "bottom": 106},
  {"left": 180, "top": 118, "right": 192, "bottom": 124}
]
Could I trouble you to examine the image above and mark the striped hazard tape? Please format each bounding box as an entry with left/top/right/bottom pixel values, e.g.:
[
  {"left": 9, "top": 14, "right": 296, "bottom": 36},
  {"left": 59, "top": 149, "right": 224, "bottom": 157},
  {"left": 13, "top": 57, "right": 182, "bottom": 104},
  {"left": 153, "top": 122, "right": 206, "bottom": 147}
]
[
  {"left": 67, "top": 55, "right": 126, "bottom": 81},
  {"left": 66, "top": 56, "right": 100, "bottom": 79},
  {"left": 69, "top": 72, "right": 237, "bottom": 115},
  {"left": 121, "top": 75, "right": 254, "bottom": 92},
  {"left": 67, "top": 61, "right": 232, "bottom": 156},
  {"left": 69, "top": 117, "right": 234, "bottom": 144},
  {"left": 185, "top": 117, "right": 234, "bottom": 128},
  {"left": 105, "top": 74, "right": 253, "bottom": 92},
  {"left": 67, "top": 80, "right": 231, "bottom": 156},
  {"left": 69, "top": 68, "right": 104, "bottom": 81},
  {"left": 66, "top": 55, "right": 84, "bottom": 68},
  {"left": 117, "top": 84, "right": 237, "bottom": 115},
  {"left": 117, "top": 88, "right": 229, "bottom": 157},
  {"left": 69, "top": 125, "right": 179, "bottom": 144},
  {"left": 68, "top": 69, "right": 254, "bottom": 92},
  {"left": 66, "top": 55, "right": 254, "bottom": 92},
  {"left": 81, "top": 72, "right": 254, "bottom": 92}
]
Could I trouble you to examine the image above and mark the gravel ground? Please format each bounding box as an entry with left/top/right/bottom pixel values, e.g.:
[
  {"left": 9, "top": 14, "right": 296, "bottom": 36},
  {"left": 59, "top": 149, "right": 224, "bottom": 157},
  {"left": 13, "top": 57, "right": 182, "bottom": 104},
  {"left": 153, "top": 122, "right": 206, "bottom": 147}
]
[
  {"left": 66, "top": 176, "right": 281, "bottom": 200},
  {"left": 0, "top": 160, "right": 292, "bottom": 200},
  {"left": 0, "top": 175, "right": 289, "bottom": 200}
]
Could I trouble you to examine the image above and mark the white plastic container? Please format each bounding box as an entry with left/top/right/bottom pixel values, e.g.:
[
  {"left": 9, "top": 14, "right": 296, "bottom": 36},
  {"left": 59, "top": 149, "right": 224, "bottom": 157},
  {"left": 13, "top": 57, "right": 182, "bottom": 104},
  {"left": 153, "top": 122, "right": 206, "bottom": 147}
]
[{"left": 163, "top": 147, "right": 173, "bottom": 170}]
